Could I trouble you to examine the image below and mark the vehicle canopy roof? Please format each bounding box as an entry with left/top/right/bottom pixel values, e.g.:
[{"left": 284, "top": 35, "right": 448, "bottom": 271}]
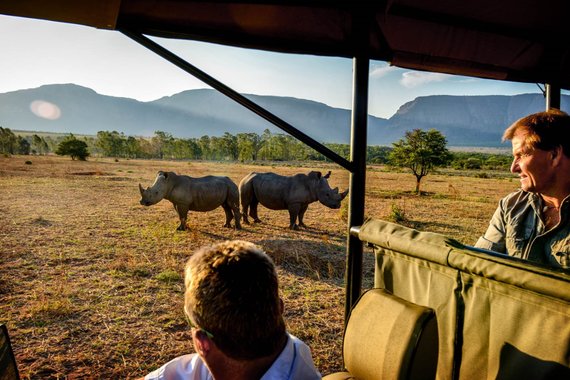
[{"left": 1, "top": 0, "right": 569, "bottom": 89}]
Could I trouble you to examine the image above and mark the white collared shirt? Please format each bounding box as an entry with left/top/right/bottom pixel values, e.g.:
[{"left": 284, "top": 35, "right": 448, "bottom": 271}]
[{"left": 144, "top": 334, "right": 321, "bottom": 380}]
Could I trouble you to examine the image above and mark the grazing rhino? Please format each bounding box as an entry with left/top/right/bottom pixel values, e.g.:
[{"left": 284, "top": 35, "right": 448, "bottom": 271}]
[
  {"left": 239, "top": 170, "right": 348, "bottom": 230},
  {"left": 139, "top": 171, "right": 241, "bottom": 231}
]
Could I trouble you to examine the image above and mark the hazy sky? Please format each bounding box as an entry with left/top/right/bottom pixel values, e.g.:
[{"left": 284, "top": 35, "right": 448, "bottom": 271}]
[{"left": 0, "top": 14, "right": 558, "bottom": 119}]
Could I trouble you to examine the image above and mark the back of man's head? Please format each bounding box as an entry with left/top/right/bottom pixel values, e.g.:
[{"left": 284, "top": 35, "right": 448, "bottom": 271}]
[
  {"left": 184, "top": 240, "right": 286, "bottom": 360},
  {"left": 503, "top": 109, "right": 570, "bottom": 157}
]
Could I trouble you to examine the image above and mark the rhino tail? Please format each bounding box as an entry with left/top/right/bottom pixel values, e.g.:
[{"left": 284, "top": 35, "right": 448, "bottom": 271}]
[{"left": 238, "top": 174, "right": 255, "bottom": 208}]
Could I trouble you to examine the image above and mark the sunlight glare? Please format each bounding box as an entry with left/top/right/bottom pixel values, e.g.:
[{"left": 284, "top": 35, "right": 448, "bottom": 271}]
[{"left": 30, "top": 100, "right": 61, "bottom": 120}]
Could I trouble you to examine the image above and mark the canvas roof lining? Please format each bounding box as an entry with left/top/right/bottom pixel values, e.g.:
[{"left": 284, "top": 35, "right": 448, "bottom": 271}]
[{"left": 1, "top": 0, "right": 569, "bottom": 89}]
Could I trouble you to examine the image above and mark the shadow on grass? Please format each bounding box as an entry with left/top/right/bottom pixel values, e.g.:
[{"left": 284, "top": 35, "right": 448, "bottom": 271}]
[
  {"left": 403, "top": 219, "right": 470, "bottom": 234},
  {"left": 254, "top": 238, "right": 375, "bottom": 288}
]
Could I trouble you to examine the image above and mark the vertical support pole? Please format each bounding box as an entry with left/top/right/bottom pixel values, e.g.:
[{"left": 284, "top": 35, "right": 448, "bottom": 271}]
[
  {"left": 546, "top": 83, "right": 561, "bottom": 110},
  {"left": 344, "top": 51, "right": 369, "bottom": 323}
]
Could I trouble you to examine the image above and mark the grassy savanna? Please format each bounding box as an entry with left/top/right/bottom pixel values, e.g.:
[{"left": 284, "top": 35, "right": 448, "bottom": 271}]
[{"left": 0, "top": 155, "right": 518, "bottom": 379}]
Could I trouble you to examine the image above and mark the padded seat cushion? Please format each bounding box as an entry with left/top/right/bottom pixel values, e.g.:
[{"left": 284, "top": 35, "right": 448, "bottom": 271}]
[{"left": 325, "top": 289, "right": 438, "bottom": 380}]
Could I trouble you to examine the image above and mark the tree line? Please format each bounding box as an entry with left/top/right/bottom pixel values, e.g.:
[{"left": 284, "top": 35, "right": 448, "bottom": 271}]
[
  {"left": 0, "top": 127, "right": 391, "bottom": 164},
  {"left": 0, "top": 126, "right": 512, "bottom": 170}
]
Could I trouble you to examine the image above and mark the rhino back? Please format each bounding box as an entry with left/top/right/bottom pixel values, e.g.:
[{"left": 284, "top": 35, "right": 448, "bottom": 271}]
[
  {"left": 252, "top": 173, "right": 316, "bottom": 209},
  {"left": 168, "top": 175, "right": 231, "bottom": 211}
]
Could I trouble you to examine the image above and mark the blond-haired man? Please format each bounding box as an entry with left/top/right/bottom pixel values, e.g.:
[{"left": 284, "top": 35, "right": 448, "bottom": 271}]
[{"left": 141, "top": 240, "right": 321, "bottom": 380}]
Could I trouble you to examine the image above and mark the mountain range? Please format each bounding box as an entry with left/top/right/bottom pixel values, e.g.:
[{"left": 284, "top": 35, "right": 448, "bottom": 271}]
[{"left": 1, "top": 84, "right": 568, "bottom": 147}]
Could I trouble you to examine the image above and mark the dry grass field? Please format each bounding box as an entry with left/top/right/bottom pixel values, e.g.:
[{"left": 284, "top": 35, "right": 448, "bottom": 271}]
[{"left": 0, "top": 154, "right": 518, "bottom": 379}]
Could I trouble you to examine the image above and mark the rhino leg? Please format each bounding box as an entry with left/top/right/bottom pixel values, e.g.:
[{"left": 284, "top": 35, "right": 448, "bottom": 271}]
[
  {"left": 222, "top": 204, "right": 234, "bottom": 228},
  {"left": 239, "top": 198, "right": 254, "bottom": 224},
  {"left": 242, "top": 205, "right": 250, "bottom": 224},
  {"left": 288, "top": 203, "right": 301, "bottom": 230},
  {"left": 174, "top": 204, "right": 189, "bottom": 231},
  {"left": 298, "top": 204, "right": 309, "bottom": 228},
  {"left": 232, "top": 205, "right": 242, "bottom": 230},
  {"left": 250, "top": 200, "right": 262, "bottom": 223}
]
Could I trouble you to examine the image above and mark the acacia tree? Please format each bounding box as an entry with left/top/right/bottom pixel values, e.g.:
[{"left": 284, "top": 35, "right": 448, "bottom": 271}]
[
  {"left": 56, "top": 134, "right": 90, "bottom": 160},
  {"left": 390, "top": 129, "right": 451, "bottom": 194}
]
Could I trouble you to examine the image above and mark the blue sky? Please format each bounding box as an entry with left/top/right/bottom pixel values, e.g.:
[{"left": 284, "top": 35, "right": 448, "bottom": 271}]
[{"left": 0, "top": 14, "right": 558, "bottom": 119}]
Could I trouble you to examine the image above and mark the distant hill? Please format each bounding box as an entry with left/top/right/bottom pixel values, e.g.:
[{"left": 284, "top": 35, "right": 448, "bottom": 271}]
[
  {"left": 385, "top": 94, "right": 569, "bottom": 146},
  {"left": 1, "top": 84, "right": 568, "bottom": 146},
  {"left": 0, "top": 84, "right": 386, "bottom": 145}
]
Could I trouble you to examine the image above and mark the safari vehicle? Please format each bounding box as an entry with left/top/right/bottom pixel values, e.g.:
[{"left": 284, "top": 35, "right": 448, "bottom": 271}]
[{"left": 1, "top": 1, "right": 569, "bottom": 379}]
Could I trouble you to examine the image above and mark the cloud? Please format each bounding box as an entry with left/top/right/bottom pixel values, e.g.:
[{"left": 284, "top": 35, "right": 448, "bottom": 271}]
[
  {"left": 370, "top": 64, "right": 397, "bottom": 78},
  {"left": 400, "top": 71, "right": 451, "bottom": 88}
]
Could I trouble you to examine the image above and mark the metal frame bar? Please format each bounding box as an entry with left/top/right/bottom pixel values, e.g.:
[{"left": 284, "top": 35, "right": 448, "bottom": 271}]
[
  {"left": 120, "top": 29, "right": 354, "bottom": 172},
  {"left": 546, "top": 83, "right": 561, "bottom": 110},
  {"left": 344, "top": 54, "right": 368, "bottom": 321},
  {"left": 121, "top": 26, "right": 370, "bottom": 326}
]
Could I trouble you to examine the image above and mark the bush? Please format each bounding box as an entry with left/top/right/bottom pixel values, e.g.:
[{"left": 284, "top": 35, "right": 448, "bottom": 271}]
[
  {"left": 464, "top": 157, "right": 482, "bottom": 169},
  {"left": 55, "top": 135, "right": 90, "bottom": 160},
  {"left": 155, "top": 270, "right": 181, "bottom": 283},
  {"left": 476, "top": 172, "right": 490, "bottom": 179},
  {"left": 388, "top": 203, "right": 407, "bottom": 223}
]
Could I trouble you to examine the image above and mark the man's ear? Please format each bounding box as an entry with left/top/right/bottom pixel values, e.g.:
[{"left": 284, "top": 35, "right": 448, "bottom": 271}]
[
  {"left": 551, "top": 146, "right": 564, "bottom": 166},
  {"left": 193, "top": 330, "right": 212, "bottom": 357}
]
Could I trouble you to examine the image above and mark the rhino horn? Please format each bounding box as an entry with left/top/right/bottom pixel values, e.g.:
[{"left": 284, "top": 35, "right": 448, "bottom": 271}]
[
  {"left": 333, "top": 187, "right": 339, "bottom": 193},
  {"left": 139, "top": 183, "right": 145, "bottom": 195},
  {"left": 324, "top": 171, "right": 331, "bottom": 179},
  {"left": 340, "top": 189, "right": 349, "bottom": 200}
]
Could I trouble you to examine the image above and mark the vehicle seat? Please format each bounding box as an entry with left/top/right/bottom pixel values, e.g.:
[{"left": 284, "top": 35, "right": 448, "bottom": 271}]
[
  {"left": 323, "top": 288, "right": 439, "bottom": 380},
  {"left": 0, "top": 324, "right": 20, "bottom": 380}
]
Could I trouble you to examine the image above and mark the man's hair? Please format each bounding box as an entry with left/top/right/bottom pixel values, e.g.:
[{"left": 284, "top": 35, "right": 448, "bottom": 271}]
[
  {"left": 184, "top": 240, "right": 286, "bottom": 360},
  {"left": 503, "top": 109, "right": 570, "bottom": 157}
]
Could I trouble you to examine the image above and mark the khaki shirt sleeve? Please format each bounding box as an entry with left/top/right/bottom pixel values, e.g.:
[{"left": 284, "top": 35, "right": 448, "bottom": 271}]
[{"left": 475, "top": 202, "right": 507, "bottom": 253}]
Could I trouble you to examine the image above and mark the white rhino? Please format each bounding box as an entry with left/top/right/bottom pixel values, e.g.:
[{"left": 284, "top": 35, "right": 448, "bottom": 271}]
[
  {"left": 139, "top": 171, "right": 241, "bottom": 231},
  {"left": 239, "top": 170, "right": 348, "bottom": 230}
]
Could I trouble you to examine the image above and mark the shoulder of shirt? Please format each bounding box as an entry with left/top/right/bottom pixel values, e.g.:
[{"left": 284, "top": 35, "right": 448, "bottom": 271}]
[{"left": 500, "top": 189, "right": 537, "bottom": 206}]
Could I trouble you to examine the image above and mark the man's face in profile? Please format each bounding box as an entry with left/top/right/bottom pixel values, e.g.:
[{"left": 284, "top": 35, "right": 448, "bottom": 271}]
[{"left": 510, "top": 129, "right": 556, "bottom": 194}]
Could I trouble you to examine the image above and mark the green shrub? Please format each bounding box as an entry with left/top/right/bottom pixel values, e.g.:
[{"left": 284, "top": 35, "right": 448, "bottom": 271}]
[
  {"left": 388, "top": 203, "right": 407, "bottom": 223},
  {"left": 155, "top": 269, "right": 181, "bottom": 283},
  {"left": 464, "top": 157, "right": 482, "bottom": 169},
  {"left": 476, "top": 172, "right": 489, "bottom": 179}
]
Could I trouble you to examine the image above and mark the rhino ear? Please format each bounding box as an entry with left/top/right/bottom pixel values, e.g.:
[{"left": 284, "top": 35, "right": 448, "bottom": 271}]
[
  {"left": 139, "top": 183, "right": 144, "bottom": 195},
  {"left": 309, "top": 171, "right": 321, "bottom": 179},
  {"left": 324, "top": 171, "right": 331, "bottom": 179}
]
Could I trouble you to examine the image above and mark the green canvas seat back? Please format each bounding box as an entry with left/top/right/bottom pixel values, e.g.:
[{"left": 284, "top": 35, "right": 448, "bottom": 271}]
[
  {"left": 0, "top": 324, "right": 20, "bottom": 380},
  {"left": 358, "top": 218, "right": 570, "bottom": 380},
  {"left": 359, "top": 219, "right": 462, "bottom": 380},
  {"left": 324, "top": 288, "right": 439, "bottom": 380},
  {"left": 448, "top": 248, "right": 570, "bottom": 379}
]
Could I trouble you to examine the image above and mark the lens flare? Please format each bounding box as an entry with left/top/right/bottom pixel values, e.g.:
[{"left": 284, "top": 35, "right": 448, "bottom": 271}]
[{"left": 30, "top": 100, "right": 62, "bottom": 120}]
